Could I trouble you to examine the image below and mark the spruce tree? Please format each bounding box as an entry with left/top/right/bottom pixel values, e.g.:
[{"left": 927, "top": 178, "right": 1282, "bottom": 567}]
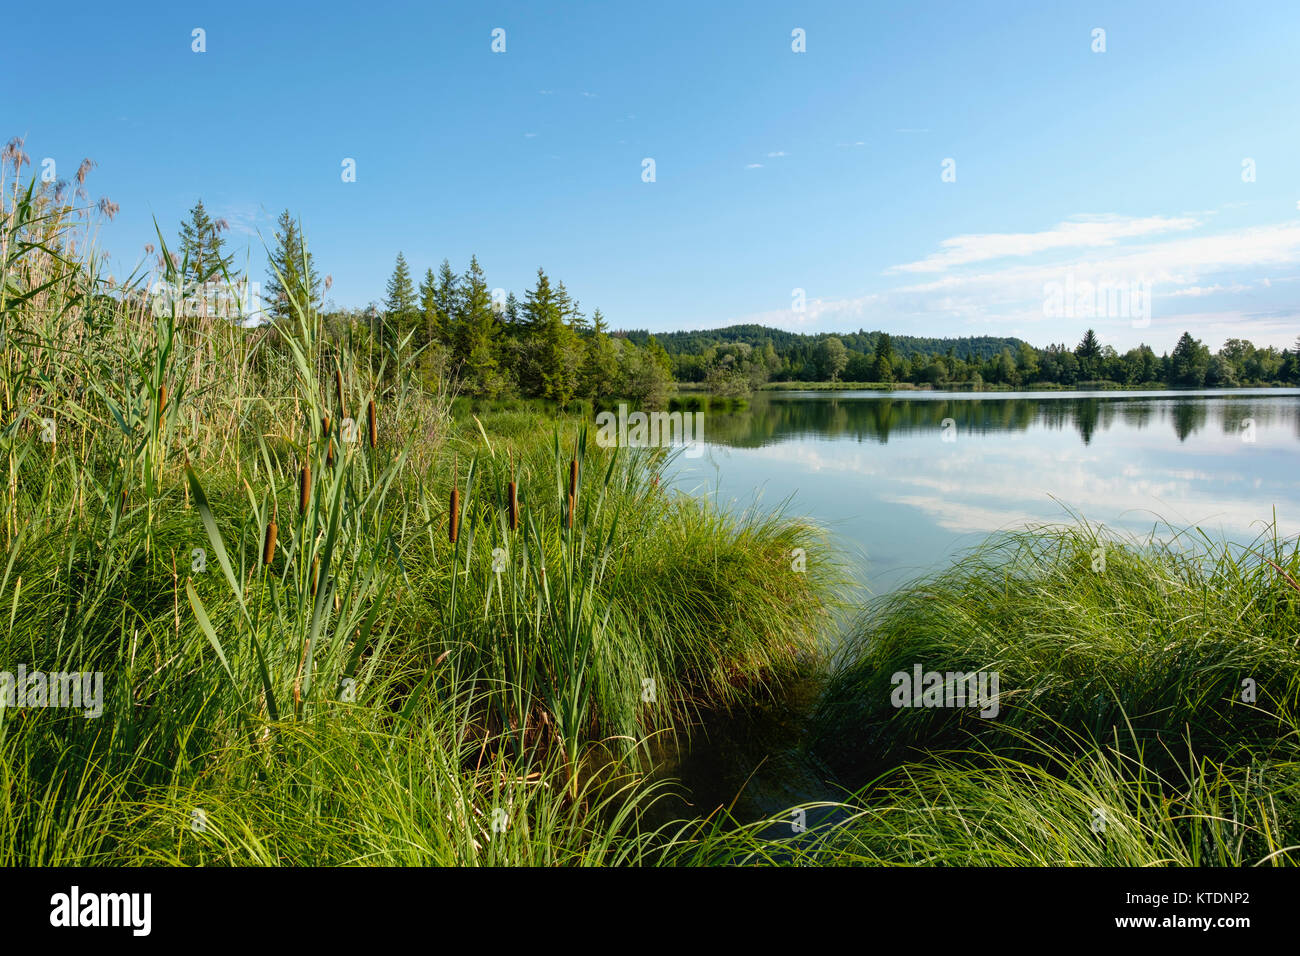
[
  {"left": 178, "top": 199, "right": 239, "bottom": 316},
  {"left": 453, "top": 255, "right": 503, "bottom": 395},
  {"left": 418, "top": 267, "right": 441, "bottom": 346},
  {"left": 383, "top": 253, "right": 417, "bottom": 346},
  {"left": 264, "top": 210, "right": 320, "bottom": 322},
  {"left": 523, "top": 267, "right": 582, "bottom": 402}
]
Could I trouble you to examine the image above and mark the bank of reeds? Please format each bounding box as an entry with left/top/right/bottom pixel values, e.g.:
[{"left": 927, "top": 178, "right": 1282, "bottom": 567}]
[{"left": 0, "top": 161, "right": 838, "bottom": 865}]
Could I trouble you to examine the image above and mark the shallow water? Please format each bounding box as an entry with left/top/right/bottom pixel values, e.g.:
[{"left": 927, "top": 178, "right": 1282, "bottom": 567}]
[{"left": 657, "top": 388, "right": 1300, "bottom": 823}]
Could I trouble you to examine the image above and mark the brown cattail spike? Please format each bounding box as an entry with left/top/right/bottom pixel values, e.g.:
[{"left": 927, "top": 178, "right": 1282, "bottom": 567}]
[
  {"left": 367, "top": 398, "right": 377, "bottom": 449},
  {"left": 263, "top": 512, "right": 278, "bottom": 565},
  {"left": 449, "top": 486, "right": 460, "bottom": 543},
  {"left": 158, "top": 384, "right": 168, "bottom": 432},
  {"left": 567, "top": 492, "right": 574, "bottom": 529},
  {"left": 507, "top": 481, "right": 518, "bottom": 531},
  {"left": 327, "top": 438, "right": 335, "bottom": 466},
  {"left": 569, "top": 458, "right": 578, "bottom": 498},
  {"left": 299, "top": 463, "right": 311, "bottom": 515}
]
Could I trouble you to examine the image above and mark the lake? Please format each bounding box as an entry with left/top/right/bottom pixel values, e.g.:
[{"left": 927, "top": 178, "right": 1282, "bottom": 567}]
[{"left": 654, "top": 388, "right": 1300, "bottom": 824}]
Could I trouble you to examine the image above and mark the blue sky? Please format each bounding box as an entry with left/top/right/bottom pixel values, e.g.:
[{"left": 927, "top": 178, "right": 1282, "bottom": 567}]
[{"left": 6, "top": 0, "right": 1299, "bottom": 351}]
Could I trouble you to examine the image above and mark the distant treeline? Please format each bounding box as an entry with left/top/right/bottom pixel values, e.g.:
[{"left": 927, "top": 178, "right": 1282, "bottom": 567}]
[
  {"left": 168, "top": 204, "right": 1300, "bottom": 402},
  {"left": 618, "top": 325, "right": 1300, "bottom": 395}
]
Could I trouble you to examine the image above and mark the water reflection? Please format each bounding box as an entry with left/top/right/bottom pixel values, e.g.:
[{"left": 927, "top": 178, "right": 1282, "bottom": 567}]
[
  {"left": 673, "top": 389, "right": 1300, "bottom": 448},
  {"left": 670, "top": 389, "right": 1300, "bottom": 594}
]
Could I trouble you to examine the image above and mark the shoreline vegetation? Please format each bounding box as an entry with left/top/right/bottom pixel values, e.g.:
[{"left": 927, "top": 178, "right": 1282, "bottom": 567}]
[{"left": 2, "top": 159, "right": 1296, "bottom": 866}]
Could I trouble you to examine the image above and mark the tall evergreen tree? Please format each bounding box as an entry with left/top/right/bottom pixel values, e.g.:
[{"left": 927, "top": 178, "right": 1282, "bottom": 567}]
[
  {"left": 522, "top": 267, "right": 582, "bottom": 402},
  {"left": 433, "top": 259, "right": 460, "bottom": 346},
  {"left": 264, "top": 210, "right": 320, "bottom": 322},
  {"left": 872, "top": 332, "right": 895, "bottom": 383},
  {"left": 178, "top": 199, "right": 238, "bottom": 291},
  {"left": 452, "top": 255, "right": 503, "bottom": 395},
  {"left": 1168, "top": 331, "right": 1209, "bottom": 387},
  {"left": 1075, "top": 328, "right": 1101, "bottom": 379},
  {"left": 383, "top": 252, "right": 417, "bottom": 346},
  {"left": 417, "top": 267, "right": 442, "bottom": 346}
]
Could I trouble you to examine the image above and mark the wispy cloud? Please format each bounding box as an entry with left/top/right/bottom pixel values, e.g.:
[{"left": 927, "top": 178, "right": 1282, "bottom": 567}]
[{"left": 889, "top": 215, "right": 1201, "bottom": 274}]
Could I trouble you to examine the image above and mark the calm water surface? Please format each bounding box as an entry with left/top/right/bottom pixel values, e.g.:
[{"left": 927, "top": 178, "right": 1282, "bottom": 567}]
[
  {"left": 654, "top": 388, "right": 1300, "bottom": 825},
  {"left": 671, "top": 388, "right": 1300, "bottom": 595}
]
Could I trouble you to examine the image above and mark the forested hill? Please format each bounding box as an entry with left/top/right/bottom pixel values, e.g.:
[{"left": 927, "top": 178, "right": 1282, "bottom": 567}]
[{"left": 616, "top": 325, "right": 1029, "bottom": 363}]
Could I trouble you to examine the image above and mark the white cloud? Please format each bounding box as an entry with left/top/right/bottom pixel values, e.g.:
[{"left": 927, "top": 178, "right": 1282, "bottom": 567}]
[{"left": 889, "top": 214, "right": 1201, "bottom": 274}]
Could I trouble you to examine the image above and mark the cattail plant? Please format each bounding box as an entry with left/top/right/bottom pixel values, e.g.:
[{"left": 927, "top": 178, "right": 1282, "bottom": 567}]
[
  {"left": 299, "top": 463, "right": 311, "bottom": 515},
  {"left": 367, "top": 398, "right": 377, "bottom": 449},
  {"left": 449, "top": 484, "right": 460, "bottom": 544},
  {"left": 263, "top": 507, "right": 278, "bottom": 566}
]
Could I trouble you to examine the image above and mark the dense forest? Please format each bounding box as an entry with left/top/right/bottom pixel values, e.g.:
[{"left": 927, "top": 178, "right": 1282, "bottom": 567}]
[{"left": 174, "top": 204, "right": 1300, "bottom": 404}]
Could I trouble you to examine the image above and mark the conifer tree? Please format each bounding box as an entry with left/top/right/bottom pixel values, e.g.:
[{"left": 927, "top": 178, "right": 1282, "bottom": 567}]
[
  {"left": 383, "top": 252, "right": 417, "bottom": 346},
  {"left": 264, "top": 210, "right": 320, "bottom": 322},
  {"left": 418, "top": 267, "right": 442, "bottom": 346},
  {"left": 452, "top": 255, "right": 503, "bottom": 395},
  {"left": 522, "top": 267, "right": 582, "bottom": 402}
]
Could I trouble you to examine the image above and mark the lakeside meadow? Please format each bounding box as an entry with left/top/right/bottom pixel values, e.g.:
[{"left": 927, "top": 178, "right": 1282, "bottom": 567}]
[{"left": 3, "top": 155, "right": 1299, "bottom": 868}]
